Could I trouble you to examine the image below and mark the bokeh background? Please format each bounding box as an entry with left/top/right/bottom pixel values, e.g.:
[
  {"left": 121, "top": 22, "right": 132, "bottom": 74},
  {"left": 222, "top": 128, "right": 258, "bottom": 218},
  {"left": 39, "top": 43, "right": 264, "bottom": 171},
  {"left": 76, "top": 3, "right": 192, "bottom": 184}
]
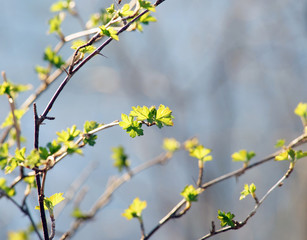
[{"left": 1, "top": 0, "right": 307, "bottom": 239}]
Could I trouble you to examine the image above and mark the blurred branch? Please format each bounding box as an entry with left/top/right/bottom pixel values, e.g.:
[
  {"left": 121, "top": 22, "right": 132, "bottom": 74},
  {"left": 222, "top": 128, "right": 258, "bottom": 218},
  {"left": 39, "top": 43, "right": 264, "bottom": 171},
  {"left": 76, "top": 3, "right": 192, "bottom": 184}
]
[
  {"left": 0, "top": 190, "right": 43, "bottom": 240},
  {"left": 60, "top": 152, "right": 171, "bottom": 240}
]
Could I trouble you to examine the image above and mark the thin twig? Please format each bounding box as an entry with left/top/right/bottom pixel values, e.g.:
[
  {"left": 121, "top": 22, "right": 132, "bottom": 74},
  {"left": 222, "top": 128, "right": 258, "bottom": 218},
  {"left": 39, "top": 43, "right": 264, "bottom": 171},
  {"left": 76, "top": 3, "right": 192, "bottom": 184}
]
[
  {"left": 198, "top": 162, "right": 295, "bottom": 240},
  {"left": 60, "top": 152, "right": 171, "bottom": 240},
  {"left": 144, "top": 133, "right": 307, "bottom": 240},
  {"left": 0, "top": 190, "right": 43, "bottom": 240}
]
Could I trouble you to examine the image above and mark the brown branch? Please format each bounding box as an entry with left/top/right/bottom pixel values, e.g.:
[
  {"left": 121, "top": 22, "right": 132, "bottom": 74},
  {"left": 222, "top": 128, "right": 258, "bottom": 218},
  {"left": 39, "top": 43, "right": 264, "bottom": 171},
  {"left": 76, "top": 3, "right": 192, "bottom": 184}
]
[{"left": 198, "top": 162, "right": 295, "bottom": 240}]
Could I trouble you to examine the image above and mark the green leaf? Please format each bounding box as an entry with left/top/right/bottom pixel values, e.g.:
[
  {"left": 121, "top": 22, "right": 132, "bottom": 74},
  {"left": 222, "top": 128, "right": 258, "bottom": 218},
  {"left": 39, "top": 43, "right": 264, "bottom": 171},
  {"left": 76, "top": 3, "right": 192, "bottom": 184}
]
[
  {"left": 163, "top": 138, "right": 180, "bottom": 153},
  {"left": 189, "top": 145, "right": 212, "bottom": 162},
  {"left": 217, "top": 210, "right": 235, "bottom": 227},
  {"left": 83, "top": 121, "right": 99, "bottom": 133},
  {"left": 0, "top": 81, "right": 31, "bottom": 98},
  {"left": 106, "top": 4, "right": 115, "bottom": 14},
  {"left": 294, "top": 102, "right": 307, "bottom": 118},
  {"left": 296, "top": 150, "right": 307, "bottom": 160},
  {"left": 83, "top": 121, "right": 100, "bottom": 146},
  {"left": 5, "top": 158, "right": 19, "bottom": 174},
  {"left": 35, "top": 193, "right": 64, "bottom": 211},
  {"left": 240, "top": 183, "right": 256, "bottom": 200},
  {"left": 130, "top": 106, "right": 150, "bottom": 121},
  {"left": 122, "top": 197, "right": 147, "bottom": 220},
  {"left": 111, "top": 145, "right": 130, "bottom": 172},
  {"left": 275, "top": 151, "right": 288, "bottom": 161},
  {"left": 155, "top": 104, "right": 174, "bottom": 128},
  {"left": 23, "top": 176, "right": 37, "bottom": 189},
  {"left": 231, "top": 150, "right": 255, "bottom": 163},
  {"left": 50, "top": 0, "right": 71, "bottom": 12},
  {"left": 138, "top": 0, "right": 156, "bottom": 12},
  {"left": 43, "top": 46, "right": 65, "bottom": 68},
  {"left": 139, "top": 12, "right": 157, "bottom": 25},
  {"left": 25, "top": 149, "right": 41, "bottom": 168},
  {"left": 184, "top": 137, "right": 199, "bottom": 151},
  {"left": 65, "top": 141, "right": 82, "bottom": 155},
  {"left": 8, "top": 230, "right": 28, "bottom": 240},
  {"left": 180, "top": 185, "right": 199, "bottom": 202},
  {"left": 71, "top": 40, "right": 96, "bottom": 54},
  {"left": 39, "top": 147, "right": 49, "bottom": 160},
  {"left": 119, "top": 4, "right": 134, "bottom": 17},
  {"left": 275, "top": 139, "right": 285, "bottom": 148},
  {"left": 47, "top": 140, "right": 62, "bottom": 154},
  {"left": 0, "top": 177, "right": 16, "bottom": 197},
  {"left": 1, "top": 109, "right": 26, "bottom": 128},
  {"left": 48, "top": 14, "right": 64, "bottom": 34},
  {"left": 35, "top": 65, "right": 50, "bottom": 80},
  {"left": 57, "top": 125, "right": 81, "bottom": 142},
  {"left": 0, "top": 143, "right": 9, "bottom": 170},
  {"left": 119, "top": 114, "right": 143, "bottom": 138},
  {"left": 99, "top": 25, "right": 119, "bottom": 41}
]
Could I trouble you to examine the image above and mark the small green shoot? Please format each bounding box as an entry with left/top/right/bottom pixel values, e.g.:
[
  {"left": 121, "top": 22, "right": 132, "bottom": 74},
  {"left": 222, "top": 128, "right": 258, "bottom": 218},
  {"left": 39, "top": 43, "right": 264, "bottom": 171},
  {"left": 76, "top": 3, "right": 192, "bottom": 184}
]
[
  {"left": 217, "top": 210, "right": 236, "bottom": 227},
  {"left": 122, "top": 197, "right": 147, "bottom": 220}
]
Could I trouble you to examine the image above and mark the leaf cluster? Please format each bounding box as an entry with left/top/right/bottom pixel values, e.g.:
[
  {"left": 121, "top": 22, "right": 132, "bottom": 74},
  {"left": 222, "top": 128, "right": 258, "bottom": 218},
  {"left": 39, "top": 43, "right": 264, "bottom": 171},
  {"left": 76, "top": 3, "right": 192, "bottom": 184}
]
[
  {"left": 119, "top": 105, "right": 174, "bottom": 138},
  {"left": 217, "top": 210, "right": 236, "bottom": 227}
]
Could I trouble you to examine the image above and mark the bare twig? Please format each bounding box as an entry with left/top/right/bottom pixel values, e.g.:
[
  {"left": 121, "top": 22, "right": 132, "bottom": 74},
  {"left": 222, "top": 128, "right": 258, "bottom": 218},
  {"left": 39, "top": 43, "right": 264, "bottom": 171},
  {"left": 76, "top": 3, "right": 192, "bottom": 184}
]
[
  {"left": 0, "top": 190, "right": 43, "bottom": 240},
  {"left": 60, "top": 152, "right": 171, "bottom": 240}
]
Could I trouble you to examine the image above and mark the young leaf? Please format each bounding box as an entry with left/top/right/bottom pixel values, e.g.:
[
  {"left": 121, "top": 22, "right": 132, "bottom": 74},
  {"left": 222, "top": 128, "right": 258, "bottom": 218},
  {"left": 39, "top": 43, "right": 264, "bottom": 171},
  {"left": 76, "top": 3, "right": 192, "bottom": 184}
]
[
  {"left": 155, "top": 104, "right": 174, "bottom": 128},
  {"left": 163, "top": 138, "right": 180, "bottom": 153},
  {"left": 139, "top": 12, "right": 157, "bottom": 25},
  {"left": 130, "top": 106, "right": 150, "bottom": 121},
  {"left": 184, "top": 137, "right": 199, "bottom": 151},
  {"left": 48, "top": 14, "right": 64, "bottom": 34},
  {"left": 83, "top": 121, "right": 100, "bottom": 133},
  {"left": 180, "top": 185, "right": 199, "bottom": 202},
  {"left": 0, "top": 177, "right": 16, "bottom": 197},
  {"left": 8, "top": 231, "right": 28, "bottom": 240},
  {"left": 57, "top": 125, "right": 81, "bottom": 142},
  {"left": 189, "top": 145, "right": 212, "bottom": 162},
  {"left": 1, "top": 109, "right": 26, "bottom": 128},
  {"left": 0, "top": 81, "right": 31, "bottom": 98},
  {"left": 120, "top": 4, "right": 134, "bottom": 17},
  {"left": 139, "top": 0, "right": 156, "bottom": 12},
  {"left": 0, "top": 143, "right": 9, "bottom": 170},
  {"left": 50, "top": 0, "right": 71, "bottom": 12},
  {"left": 294, "top": 102, "right": 307, "bottom": 118},
  {"left": 240, "top": 183, "right": 256, "bottom": 200},
  {"left": 122, "top": 197, "right": 147, "bottom": 220},
  {"left": 119, "top": 114, "right": 143, "bottom": 138},
  {"left": 217, "top": 210, "right": 235, "bottom": 227},
  {"left": 111, "top": 146, "right": 130, "bottom": 172},
  {"left": 44, "top": 46, "right": 65, "bottom": 68},
  {"left": 35, "top": 65, "right": 50, "bottom": 80},
  {"left": 99, "top": 25, "right": 119, "bottom": 41},
  {"left": 231, "top": 150, "right": 255, "bottom": 163},
  {"left": 47, "top": 140, "right": 62, "bottom": 154},
  {"left": 275, "top": 139, "right": 285, "bottom": 148},
  {"left": 35, "top": 193, "right": 64, "bottom": 211},
  {"left": 106, "top": 4, "right": 115, "bottom": 14},
  {"left": 71, "top": 40, "right": 96, "bottom": 54}
]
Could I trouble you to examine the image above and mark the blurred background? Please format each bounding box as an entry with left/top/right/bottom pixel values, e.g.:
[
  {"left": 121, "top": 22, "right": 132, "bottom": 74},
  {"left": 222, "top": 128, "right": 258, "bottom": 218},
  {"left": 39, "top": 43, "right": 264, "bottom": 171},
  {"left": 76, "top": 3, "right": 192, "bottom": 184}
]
[{"left": 1, "top": 0, "right": 307, "bottom": 239}]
